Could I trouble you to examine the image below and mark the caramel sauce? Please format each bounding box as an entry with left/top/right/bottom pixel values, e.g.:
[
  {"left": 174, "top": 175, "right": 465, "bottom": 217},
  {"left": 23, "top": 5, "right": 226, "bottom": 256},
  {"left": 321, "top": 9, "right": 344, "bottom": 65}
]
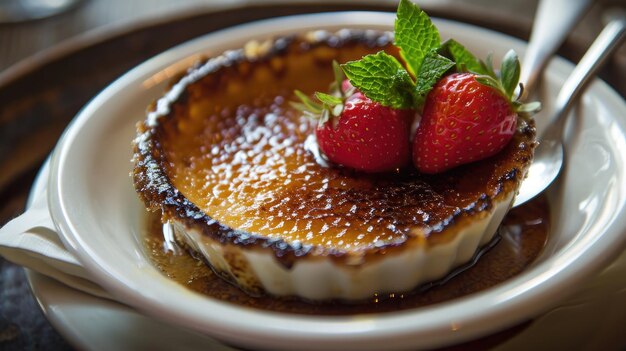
[
  {"left": 144, "top": 195, "right": 549, "bottom": 315},
  {"left": 156, "top": 35, "right": 535, "bottom": 252}
]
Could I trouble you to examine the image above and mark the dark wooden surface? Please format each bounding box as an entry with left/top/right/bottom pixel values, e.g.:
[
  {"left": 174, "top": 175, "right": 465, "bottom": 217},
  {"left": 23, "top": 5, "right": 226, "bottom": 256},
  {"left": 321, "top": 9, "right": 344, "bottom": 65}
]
[{"left": 0, "top": 2, "right": 624, "bottom": 350}]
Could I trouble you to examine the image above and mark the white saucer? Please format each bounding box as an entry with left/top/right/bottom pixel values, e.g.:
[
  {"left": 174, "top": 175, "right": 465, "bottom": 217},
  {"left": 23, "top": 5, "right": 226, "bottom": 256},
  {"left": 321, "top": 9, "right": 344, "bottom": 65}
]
[
  {"left": 29, "top": 11, "right": 626, "bottom": 351},
  {"left": 26, "top": 160, "right": 626, "bottom": 350}
]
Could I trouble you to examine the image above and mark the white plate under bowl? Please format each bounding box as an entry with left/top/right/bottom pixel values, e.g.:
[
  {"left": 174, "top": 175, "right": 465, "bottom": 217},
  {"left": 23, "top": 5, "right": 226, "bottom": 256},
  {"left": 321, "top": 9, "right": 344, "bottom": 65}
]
[
  {"left": 26, "top": 162, "right": 626, "bottom": 350},
  {"left": 46, "top": 12, "right": 626, "bottom": 351}
]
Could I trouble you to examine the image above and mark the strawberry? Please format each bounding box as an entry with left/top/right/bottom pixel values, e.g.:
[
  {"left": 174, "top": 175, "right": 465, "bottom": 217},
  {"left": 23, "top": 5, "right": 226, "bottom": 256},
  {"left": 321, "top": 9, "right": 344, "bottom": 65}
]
[
  {"left": 295, "top": 0, "right": 540, "bottom": 174},
  {"left": 292, "top": 65, "right": 413, "bottom": 173},
  {"left": 316, "top": 94, "right": 413, "bottom": 172},
  {"left": 412, "top": 73, "right": 518, "bottom": 173}
]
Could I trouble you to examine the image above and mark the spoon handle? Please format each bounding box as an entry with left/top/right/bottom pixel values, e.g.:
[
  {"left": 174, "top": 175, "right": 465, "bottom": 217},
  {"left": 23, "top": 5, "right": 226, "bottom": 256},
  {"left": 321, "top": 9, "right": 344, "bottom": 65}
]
[
  {"left": 543, "top": 17, "right": 626, "bottom": 140},
  {"left": 520, "top": 0, "right": 592, "bottom": 96}
]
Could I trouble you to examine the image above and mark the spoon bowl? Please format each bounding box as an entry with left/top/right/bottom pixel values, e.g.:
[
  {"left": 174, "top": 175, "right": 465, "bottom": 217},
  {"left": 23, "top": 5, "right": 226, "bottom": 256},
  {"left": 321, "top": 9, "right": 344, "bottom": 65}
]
[
  {"left": 513, "top": 17, "right": 626, "bottom": 208},
  {"left": 514, "top": 140, "right": 563, "bottom": 207}
]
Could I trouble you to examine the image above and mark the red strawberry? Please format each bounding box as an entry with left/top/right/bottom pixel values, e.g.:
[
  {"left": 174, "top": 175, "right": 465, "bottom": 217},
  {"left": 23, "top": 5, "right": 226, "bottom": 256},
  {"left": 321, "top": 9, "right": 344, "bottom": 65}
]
[
  {"left": 412, "top": 73, "right": 518, "bottom": 174},
  {"left": 293, "top": 71, "right": 414, "bottom": 173},
  {"left": 316, "top": 94, "right": 413, "bottom": 172}
]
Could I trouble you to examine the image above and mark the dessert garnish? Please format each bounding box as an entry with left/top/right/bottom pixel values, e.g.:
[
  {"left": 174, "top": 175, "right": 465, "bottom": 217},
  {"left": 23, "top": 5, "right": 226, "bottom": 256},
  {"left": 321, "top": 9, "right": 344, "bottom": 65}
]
[
  {"left": 292, "top": 64, "right": 413, "bottom": 172},
  {"left": 294, "top": 0, "right": 540, "bottom": 174}
]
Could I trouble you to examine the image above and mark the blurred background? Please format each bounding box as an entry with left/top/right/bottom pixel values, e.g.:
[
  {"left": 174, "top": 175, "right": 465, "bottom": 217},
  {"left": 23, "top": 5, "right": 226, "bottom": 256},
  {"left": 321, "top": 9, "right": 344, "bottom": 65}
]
[
  {"left": 1, "top": 0, "right": 625, "bottom": 92},
  {"left": 0, "top": 0, "right": 624, "bottom": 350}
]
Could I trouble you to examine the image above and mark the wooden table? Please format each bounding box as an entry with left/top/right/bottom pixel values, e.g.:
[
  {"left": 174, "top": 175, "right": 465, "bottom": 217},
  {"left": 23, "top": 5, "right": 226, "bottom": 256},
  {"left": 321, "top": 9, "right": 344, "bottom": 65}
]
[{"left": 0, "top": 1, "right": 624, "bottom": 350}]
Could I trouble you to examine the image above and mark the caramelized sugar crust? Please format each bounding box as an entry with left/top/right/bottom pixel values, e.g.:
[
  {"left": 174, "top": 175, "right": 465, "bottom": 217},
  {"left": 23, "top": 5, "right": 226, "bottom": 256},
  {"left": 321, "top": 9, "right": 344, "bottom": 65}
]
[{"left": 133, "top": 31, "right": 536, "bottom": 261}]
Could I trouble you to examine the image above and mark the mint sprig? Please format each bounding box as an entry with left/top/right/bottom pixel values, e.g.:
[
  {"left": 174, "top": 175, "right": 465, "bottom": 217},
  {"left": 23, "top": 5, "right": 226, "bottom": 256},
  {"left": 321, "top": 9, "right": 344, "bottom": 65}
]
[
  {"left": 395, "top": 0, "right": 441, "bottom": 76},
  {"left": 341, "top": 0, "right": 450, "bottom": 111},
  {"left": 414, "top": 51, "right": 454, "bottom": 106},
  {"left": 341, "top": 51, "right": 415, "bottom": 109},
  {"left": 440, "top": 39, "right": 485, "bottom": 74},
  {"left": 295, "top": 0, "right": 540, "bottom": 121}
]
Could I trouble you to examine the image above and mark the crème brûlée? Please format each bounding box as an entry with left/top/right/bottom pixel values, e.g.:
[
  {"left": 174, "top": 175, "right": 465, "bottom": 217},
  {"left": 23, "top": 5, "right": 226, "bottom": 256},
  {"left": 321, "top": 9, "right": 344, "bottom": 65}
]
[{"left": 132, "top": 30, "right": 536, "bottom": 301}]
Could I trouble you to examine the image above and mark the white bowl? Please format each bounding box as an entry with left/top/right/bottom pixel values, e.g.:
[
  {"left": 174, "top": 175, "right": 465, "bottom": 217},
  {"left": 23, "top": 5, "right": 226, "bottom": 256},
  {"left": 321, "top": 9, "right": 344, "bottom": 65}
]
[
  {"left": 132, "top": 28, "right": 529, "bottom": 301},
  {"left": 47, "top": 12, "right": 626, "bottom": 351}
]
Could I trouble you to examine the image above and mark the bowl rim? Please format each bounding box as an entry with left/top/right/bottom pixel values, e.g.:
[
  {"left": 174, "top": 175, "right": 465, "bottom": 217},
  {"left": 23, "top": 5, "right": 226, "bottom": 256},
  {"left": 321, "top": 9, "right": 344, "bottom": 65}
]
[{"left": 47, "top": 11, "right": 626, "bottom": 350}]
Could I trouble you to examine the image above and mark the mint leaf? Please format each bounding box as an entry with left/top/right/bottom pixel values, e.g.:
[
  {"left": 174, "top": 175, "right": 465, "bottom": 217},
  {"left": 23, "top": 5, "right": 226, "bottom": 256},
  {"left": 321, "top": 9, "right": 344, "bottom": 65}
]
[
  {"left": 500, "top": 49, "right": 520, "bottom": 98},
  {"left": 414, "top": 51, "right": 454, "bottom": 105},
  {"left": 304, "top": 0, "right": 529, "bottom": 115},
  {"left": 395, "top": 0, "right": 440, "bottom": 76},
  {"left": 341, "top": 52, "right": 415, "bottom": 109},
  {"left": 440, "top": 39, "right": 486, "bottom": 74}
]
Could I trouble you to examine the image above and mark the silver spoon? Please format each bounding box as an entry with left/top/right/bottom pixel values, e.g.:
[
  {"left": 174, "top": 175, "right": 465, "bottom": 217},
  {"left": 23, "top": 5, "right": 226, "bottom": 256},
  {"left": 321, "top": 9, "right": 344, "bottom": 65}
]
[
  {"left": 505, "top": 0, "right": 591, "bottom": 208},
  {"left": 513, "top": 17, "right": 626, "bottom": 207},
  {"left": 518, "top": 0, "right": 592, "bottom": 98}
]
